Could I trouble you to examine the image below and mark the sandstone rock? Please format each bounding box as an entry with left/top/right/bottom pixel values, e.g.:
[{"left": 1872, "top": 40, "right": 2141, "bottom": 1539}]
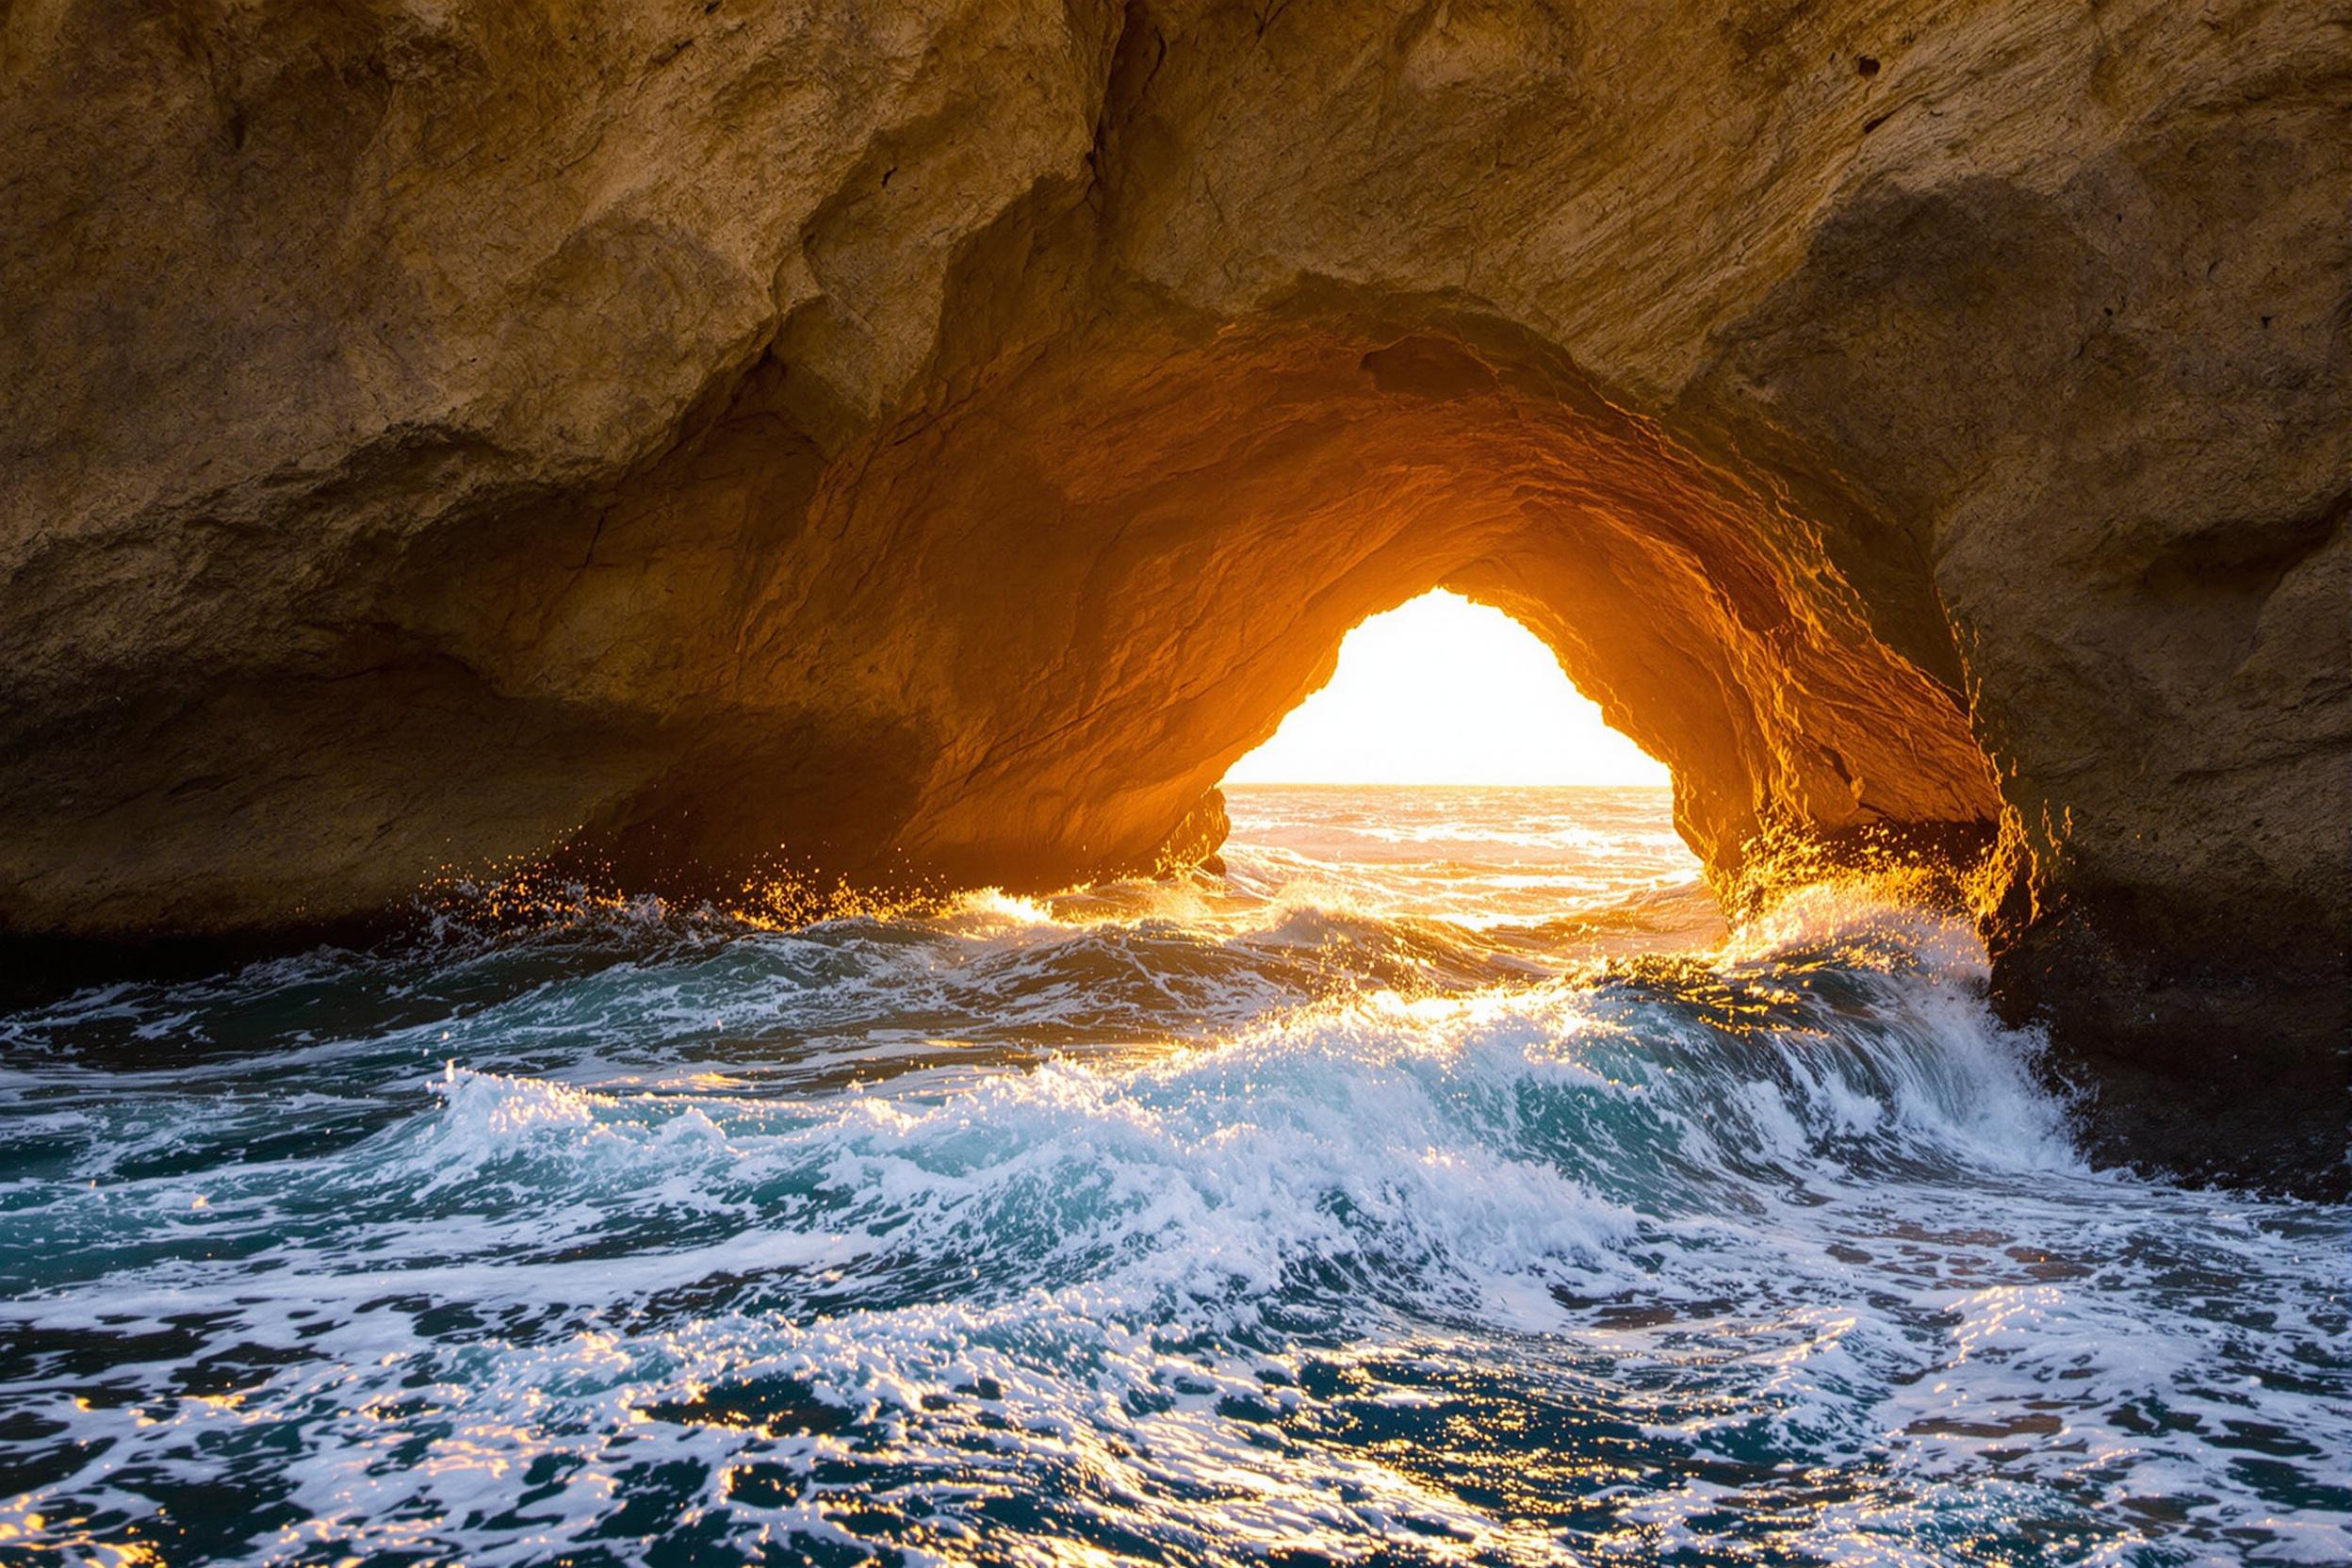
[{"left": 2, "top": 0, "right": 2344, "bottom": 1185}]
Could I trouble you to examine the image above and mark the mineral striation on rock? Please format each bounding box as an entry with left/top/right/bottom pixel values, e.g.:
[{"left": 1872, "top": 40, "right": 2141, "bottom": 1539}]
[{"left": 2, "top": 0, "right": 2344, "bottom": 1184}]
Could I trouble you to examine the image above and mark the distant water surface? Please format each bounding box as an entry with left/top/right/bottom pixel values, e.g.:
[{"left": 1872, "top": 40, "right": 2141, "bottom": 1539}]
[{"left": 1, "top": 785, "right": 2344, "bottom": 1565}]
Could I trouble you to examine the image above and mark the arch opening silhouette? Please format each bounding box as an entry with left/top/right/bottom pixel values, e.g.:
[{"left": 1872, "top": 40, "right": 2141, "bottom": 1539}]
[{"left": 1223, "top": 590, "right": 1669, "bottom": 790}]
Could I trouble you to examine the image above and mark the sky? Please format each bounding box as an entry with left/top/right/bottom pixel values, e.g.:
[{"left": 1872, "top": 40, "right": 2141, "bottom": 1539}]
[{"left": 1223, "top": 590, "right": 1671, "bottom": 786}]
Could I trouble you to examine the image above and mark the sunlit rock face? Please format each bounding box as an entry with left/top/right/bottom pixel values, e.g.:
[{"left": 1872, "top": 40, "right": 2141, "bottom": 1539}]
[{"left": 2, "top": 0, "right": 2344, "bottom": 1180}]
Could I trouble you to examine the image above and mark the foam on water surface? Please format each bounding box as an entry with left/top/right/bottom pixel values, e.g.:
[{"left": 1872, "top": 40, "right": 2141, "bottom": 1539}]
[{"left": 1, "top": 787, "right": 2344, "bottom": 1566}]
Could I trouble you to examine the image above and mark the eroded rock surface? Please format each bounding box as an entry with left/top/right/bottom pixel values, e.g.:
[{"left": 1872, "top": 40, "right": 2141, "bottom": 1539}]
[{"left": 3, "top": 0, "right": 2344, "bottom": 1184}]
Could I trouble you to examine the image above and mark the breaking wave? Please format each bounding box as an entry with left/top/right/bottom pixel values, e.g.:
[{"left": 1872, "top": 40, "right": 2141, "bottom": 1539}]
[{"left": 0, "top": 788, "right": 2343, "bottom": 1566}]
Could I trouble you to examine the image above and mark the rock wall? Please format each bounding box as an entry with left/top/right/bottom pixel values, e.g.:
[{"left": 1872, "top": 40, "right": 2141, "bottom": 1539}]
[{"left": 3, "top": 0, "right": 2344, "bottom": 1184}]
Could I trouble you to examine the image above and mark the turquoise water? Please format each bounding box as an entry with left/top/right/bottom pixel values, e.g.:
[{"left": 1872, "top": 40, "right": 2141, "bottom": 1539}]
[{"left": 1, "top": 786, "right": 2344, "bottom": 1565}]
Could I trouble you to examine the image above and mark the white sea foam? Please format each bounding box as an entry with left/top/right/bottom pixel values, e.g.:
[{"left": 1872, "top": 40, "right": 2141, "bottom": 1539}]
[{"left": 1, "top": 788, "right": 2343, "bottom": 1566}]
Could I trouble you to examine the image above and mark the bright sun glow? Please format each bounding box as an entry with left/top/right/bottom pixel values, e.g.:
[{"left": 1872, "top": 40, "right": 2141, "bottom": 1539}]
[{"left": 1225, "top": 590, "right": 1670, "bottom": 787}]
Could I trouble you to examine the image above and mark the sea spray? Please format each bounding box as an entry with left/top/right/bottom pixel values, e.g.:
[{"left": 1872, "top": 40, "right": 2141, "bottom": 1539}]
[{"left": 2, "top": 787, "right": 2344, "bottom": 1566}]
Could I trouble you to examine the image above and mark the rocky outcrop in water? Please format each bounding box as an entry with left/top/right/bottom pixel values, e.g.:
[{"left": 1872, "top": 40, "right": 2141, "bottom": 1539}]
[{"left": 3, "top": 0, "right": 2344, "bottom": 1184}]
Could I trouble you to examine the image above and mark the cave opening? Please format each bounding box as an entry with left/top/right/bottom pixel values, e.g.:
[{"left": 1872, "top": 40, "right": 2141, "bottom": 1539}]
[
  {"left": 1205, "top": 585, "right": 1707, "bottom": 923},
  {"left": 1223, "top": 589, "right": 1669, "bottom": 789}
]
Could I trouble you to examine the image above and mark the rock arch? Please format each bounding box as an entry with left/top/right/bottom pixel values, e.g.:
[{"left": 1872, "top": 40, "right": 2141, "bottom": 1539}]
[
  {"left": 656, "top": 305, "right": 2006, "bottom": 897},
  {"left": 1, "top": 0, "right": 2343, "bottom": 1183}
]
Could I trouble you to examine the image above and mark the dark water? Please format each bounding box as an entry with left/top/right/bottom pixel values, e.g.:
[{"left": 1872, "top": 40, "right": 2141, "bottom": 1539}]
[{"left": 1, "top": 786, "right": 2344, "bottom": 1565}]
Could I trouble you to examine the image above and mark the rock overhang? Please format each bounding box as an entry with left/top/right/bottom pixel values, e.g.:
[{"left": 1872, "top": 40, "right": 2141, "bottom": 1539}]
[{"left": 1, "top": 0, "right": 2343, "bottom": 1189}]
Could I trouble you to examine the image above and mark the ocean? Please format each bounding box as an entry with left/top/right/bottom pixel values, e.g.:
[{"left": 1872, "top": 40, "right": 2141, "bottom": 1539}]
[{"left": 1, "top": 785, "right": 2344, "bottom": 1565}]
